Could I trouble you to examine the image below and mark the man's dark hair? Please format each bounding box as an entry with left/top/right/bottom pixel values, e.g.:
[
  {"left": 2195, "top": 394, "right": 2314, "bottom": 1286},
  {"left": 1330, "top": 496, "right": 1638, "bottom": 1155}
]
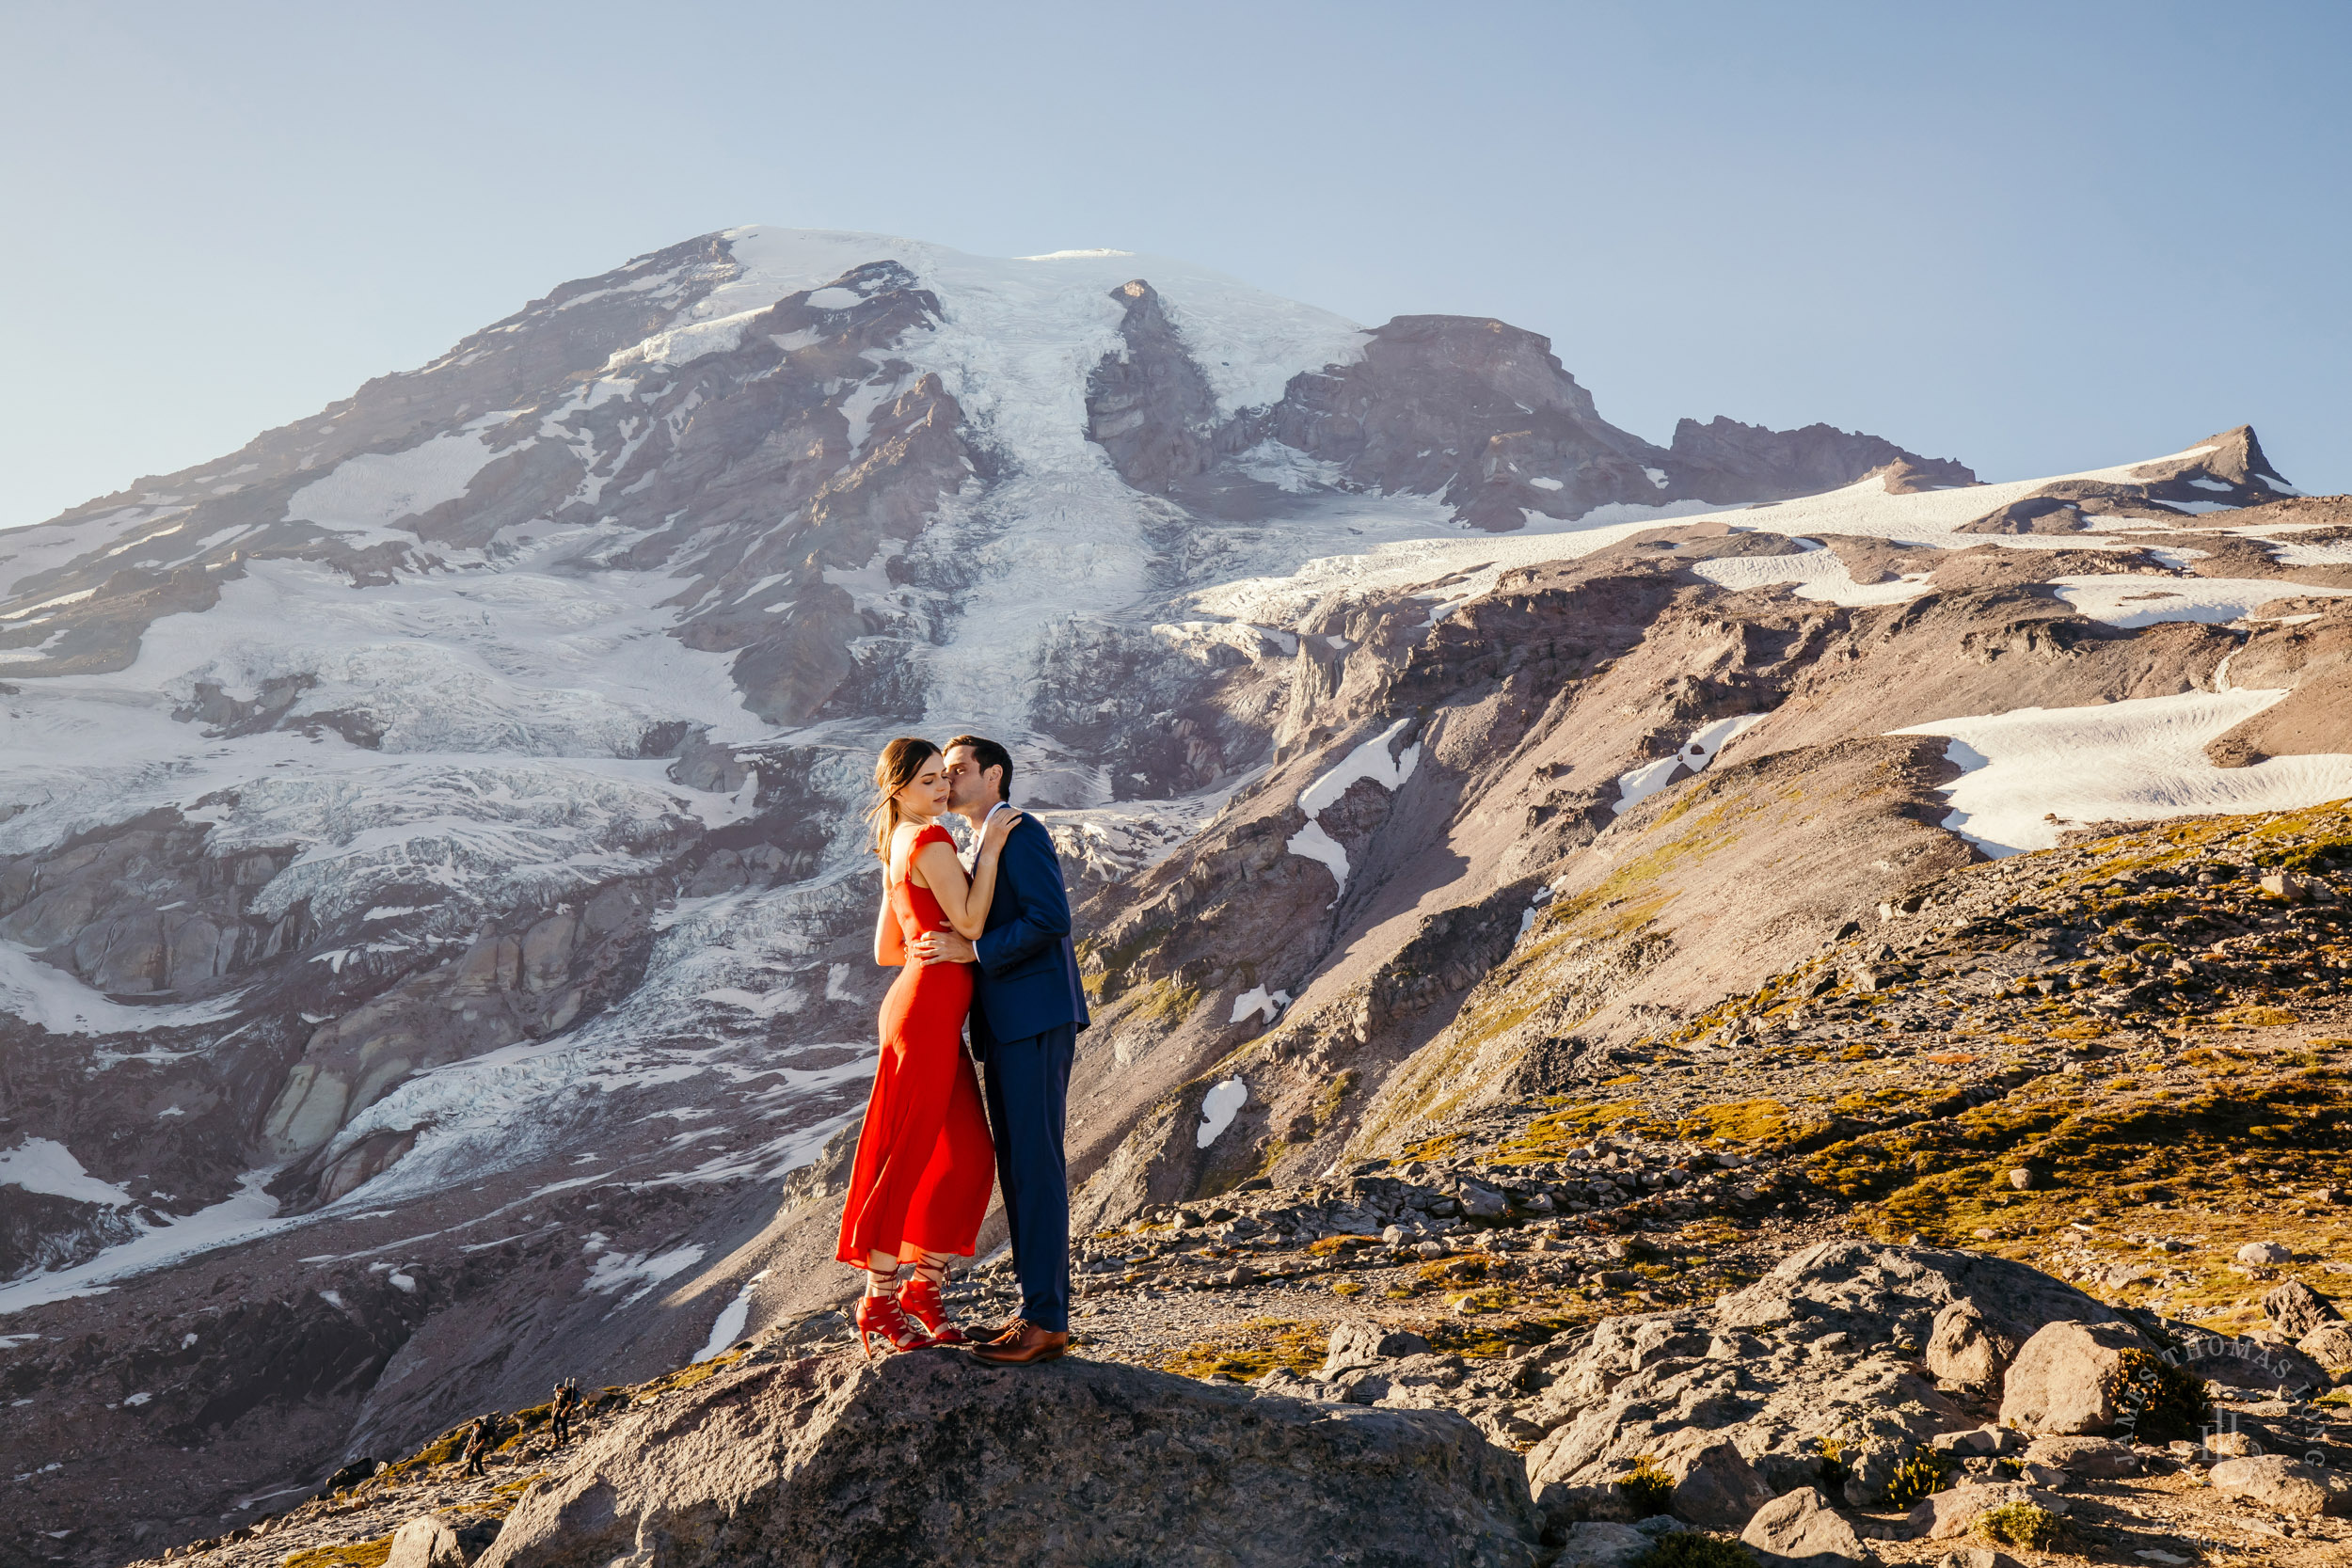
[{"left": 947, "top": 734, "right": 1013, "bottom": 802}]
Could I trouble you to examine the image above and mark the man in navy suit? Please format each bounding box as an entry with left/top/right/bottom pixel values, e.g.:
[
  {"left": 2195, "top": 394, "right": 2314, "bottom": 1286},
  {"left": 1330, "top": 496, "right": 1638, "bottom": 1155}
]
[{"left": 913, "top": 734, "right": 1090, "bottom": 1365}]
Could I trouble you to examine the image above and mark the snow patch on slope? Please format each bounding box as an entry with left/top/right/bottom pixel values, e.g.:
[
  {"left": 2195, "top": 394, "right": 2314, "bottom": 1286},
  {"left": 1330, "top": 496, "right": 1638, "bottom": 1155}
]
[
  {"left": 0, "top": 1139, "right": 132, "bottom": 1205},
  {"left": 1689, "top": 542, "right": 1934, "bottom": 608},
  {"left": 1285, "top": 720, "right": 1421, "bottom": 902},
  {"left": 285, "top": 432, "right": 502, "bottom": 529},
  {"left": 0, "top": 944, "right": 245, "bottom": 1036},
  {"left": 2051, "top": 576, "right": 2352, "bottom": 627},
  {"left": 0, "top": 1170, "right": 289, "bottom": 1316},
  {"left": 1892, "top": 691, "right": 2352, "bottom": 856},
  {"left": 1613, "top": 714, "right": 1767, "bottom": 815}
]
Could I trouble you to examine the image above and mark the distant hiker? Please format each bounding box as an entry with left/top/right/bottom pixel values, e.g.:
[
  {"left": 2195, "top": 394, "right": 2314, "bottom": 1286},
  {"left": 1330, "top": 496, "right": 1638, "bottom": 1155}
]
[
  {"left": 548, "top": 1379, "right": 579, "bottom": 1445},
  {"left": 835, "top": 738, "right": 1021, "bottom": 1356},
  {"left": 460, "top": 1416, "right": 493, "bottom": 1478}
]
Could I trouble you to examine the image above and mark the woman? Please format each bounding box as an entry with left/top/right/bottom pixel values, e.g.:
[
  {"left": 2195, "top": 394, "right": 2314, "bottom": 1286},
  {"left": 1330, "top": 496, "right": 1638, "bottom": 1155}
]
[{"left": 834, "top": 736, "right": 1018, "bottom": 1354}]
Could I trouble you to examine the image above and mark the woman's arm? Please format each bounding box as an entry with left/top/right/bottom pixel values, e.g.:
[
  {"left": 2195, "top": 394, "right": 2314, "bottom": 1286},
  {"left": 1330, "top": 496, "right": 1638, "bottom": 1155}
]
[
  {"left": 914, "top": 812, "right": 1023, "bottom": 941},
  {"left": 874, "top": 889, "right": 906, "bottom": 967}
]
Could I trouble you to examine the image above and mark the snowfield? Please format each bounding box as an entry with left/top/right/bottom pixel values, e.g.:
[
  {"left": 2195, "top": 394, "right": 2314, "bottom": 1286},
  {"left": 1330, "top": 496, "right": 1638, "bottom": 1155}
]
[{"left": 1894, "top": 691, "right": 2352, "bottom": 856}]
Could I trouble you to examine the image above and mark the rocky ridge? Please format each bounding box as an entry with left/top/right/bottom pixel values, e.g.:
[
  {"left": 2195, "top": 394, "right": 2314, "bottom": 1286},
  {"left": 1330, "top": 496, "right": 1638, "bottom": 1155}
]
[{"left": 4, "top": 228, "right": 2352, "bottom": 1566}]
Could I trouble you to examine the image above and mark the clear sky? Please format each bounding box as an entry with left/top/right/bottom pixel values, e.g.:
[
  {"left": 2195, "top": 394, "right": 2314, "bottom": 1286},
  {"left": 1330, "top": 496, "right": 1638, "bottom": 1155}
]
[{"left": 4, "top": 0, "right": 2347, "bottom": 529}]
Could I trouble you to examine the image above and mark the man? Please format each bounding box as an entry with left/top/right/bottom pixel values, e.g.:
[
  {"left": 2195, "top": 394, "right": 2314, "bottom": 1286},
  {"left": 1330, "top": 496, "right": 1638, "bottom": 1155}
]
[
  {"left": 547, "top": 1379, "right": 577, "bottom": 1446},
  {"left": 914, "top": 734, "right": 1089, "bottom": 1365},
  {"left": 459, "top": 1415, "right": 493, "bottom": 1478}
]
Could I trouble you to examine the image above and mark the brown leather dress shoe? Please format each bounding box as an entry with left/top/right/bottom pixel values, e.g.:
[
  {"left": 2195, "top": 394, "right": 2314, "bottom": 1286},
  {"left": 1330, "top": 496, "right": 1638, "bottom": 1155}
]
[{"left": 969, "top": 1319, "right": 1069, "bottom": 1365}]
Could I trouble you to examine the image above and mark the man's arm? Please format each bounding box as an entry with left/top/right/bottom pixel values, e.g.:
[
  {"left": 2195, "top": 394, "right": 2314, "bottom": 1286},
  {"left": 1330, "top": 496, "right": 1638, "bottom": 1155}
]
[{"left": 972, "top": 819, "right": 1070, "bottom": 977}]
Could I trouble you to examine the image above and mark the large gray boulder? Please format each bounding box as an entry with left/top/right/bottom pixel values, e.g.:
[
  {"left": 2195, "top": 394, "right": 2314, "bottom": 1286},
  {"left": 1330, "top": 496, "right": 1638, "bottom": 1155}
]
[
  {"left": 1551, "top": 1521, "right": 1652, "bottom": 1568},
  {"left": 1995, "top": 1320, "right": 2153, "bottom": 1434},
  {"left": 1925, "top": 1301, "right": 2013, "bottom": 1392},
  {"left": 2207, "top": 1454, "right": 2352, "bottom": 1517},
  {"left": 479, "top": 1350, "right": 1546, "bottom": 1568},
  {"left": 1903, "top": 1483, "right": 2065, "bottom": 1541},
  {"left": 2263, "top": 1279, "right": 2339, "bottom": 1338},
  {"left": 386, "top": 1517, "right": 468, "bottom": 1568},
  {"left": 1740, "top": 1486, "right": 1874, "bottom": 1566},
  {"left": 1646, "top": 1427, "right": 1775, "bottom": 1529},
  {"left": 1526, "top": 1242, "right": 2106, "bottom": 1532}
]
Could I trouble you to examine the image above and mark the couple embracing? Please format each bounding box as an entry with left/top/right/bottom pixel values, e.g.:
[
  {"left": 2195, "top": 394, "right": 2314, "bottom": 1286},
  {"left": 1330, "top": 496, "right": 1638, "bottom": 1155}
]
[{"left": 833, "top": 734, "right": 1089, "bottom": 1366}]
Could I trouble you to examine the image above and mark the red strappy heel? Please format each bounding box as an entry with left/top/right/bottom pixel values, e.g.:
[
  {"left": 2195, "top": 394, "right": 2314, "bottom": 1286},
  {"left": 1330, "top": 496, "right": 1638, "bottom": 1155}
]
[
  {"left": 898, "top": 1275, "right": 966, "bottom": 1345},
  {"left": 855, "top": 1291, "right": 932, "bottom": 1357}
]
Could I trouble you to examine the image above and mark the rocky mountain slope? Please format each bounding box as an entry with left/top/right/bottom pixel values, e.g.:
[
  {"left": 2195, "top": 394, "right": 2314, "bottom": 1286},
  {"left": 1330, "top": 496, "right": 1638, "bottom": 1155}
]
[{"left": 1, "top": 226, "right": 2349, "bottom": 1567}]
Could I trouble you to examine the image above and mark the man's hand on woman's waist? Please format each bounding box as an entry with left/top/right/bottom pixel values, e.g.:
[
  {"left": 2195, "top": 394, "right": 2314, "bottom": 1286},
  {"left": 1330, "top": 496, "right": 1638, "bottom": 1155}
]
[{"left": 913, "top": 928, "right": 976, "bottom": 966}]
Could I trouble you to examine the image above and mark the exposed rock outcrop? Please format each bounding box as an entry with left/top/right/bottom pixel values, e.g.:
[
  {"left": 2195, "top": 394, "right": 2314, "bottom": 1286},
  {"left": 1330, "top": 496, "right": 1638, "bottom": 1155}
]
[
  {"left": 1087, "top": 278, "right": 1225, "bottom": 493},
  {"left": 480, "top": 1350, "right": 1548, "bottom": 1568},
  {"left": 1667, "top": 416, "right": 1976, "bottom": 504}
]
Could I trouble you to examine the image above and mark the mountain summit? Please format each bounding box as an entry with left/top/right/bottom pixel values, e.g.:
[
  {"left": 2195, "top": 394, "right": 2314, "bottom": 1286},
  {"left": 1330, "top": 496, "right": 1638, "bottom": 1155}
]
[{"left": 1, "top": 229, "right": 2346, "bottom": 1564}]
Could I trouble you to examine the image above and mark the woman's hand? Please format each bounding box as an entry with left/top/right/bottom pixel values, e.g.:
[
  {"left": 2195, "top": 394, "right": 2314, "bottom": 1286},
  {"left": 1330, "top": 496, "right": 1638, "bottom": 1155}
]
[{"left": 980, "top": 807, "right": 1025, "bottom": 857}]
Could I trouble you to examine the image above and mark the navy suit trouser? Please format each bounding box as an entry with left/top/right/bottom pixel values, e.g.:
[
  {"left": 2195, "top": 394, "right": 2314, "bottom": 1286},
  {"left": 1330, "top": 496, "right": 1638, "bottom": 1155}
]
[{"left": 981, "top": 1022, "right": 1076, "bottom": 1334}]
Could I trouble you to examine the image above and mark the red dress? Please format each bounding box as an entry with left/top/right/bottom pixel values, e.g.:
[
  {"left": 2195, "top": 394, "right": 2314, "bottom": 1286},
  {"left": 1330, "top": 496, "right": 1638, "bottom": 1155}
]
[{"left": 834, "top": 824, "right": 995, "bottom": 1266}]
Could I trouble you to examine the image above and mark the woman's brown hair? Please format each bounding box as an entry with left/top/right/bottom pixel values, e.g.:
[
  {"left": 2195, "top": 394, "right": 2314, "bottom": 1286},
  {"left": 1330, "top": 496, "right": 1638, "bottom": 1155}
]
[{"left": 865, "top": 736, "right": 941, "bottom": 861}]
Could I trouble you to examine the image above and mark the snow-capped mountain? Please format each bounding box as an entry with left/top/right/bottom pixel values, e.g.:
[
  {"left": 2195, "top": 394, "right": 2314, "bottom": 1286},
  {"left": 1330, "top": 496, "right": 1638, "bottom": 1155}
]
[{"left": 3, "top": 226, "right": 2347, "bottom": 1564}]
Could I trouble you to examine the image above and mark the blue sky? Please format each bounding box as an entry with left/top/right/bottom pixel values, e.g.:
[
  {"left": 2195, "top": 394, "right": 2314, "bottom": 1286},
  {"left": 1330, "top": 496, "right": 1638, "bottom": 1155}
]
[{"left": 4, "top": 0, "right": 2346, "bottom": 528}]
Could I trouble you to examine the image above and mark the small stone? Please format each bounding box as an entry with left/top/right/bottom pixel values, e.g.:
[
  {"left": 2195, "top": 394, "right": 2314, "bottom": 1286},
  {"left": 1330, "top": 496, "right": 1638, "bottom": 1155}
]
[
  {"left": 1457, "top": 1182, "right": 1509, "bottom": 1220},
  {"left": 2023, "top": 1435, "right": 2139, "bottom": 1478},
  {"left": 2007, "top": 1168, "right": 2035, "bottom": 1191},
  {"left": 2238, "top": 1241, "right": 2294, "bottom": 1265}
]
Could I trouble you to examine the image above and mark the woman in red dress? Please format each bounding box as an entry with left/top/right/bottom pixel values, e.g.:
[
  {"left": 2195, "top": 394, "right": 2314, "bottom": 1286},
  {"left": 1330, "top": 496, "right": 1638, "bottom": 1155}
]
[{"left": 835, "top": 736, "right": 1016, "bottom": 1354}]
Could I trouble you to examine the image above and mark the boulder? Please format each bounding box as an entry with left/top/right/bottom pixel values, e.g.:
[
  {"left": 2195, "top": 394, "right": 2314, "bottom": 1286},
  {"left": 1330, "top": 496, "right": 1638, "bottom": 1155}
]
[
  {"left": 2298, "top": 1321, "right": 2352, "bottom": 1375},
  {"left": 2175, "top": 1330, "right": 2330, "bottom": 1396},
  {"left": 1322, "top": 1322, "right": 1433, "bottom": 1375},
  {"left": 2263, "top": 1279, "right": 2340, "bottom": 1338},
  {"left": 2237, "top": 1241, "right": 2293, "bottom": 1265},
  {"left": 2020, "top": 1434, "right": 2139, "bottom": 1478},
  {"left": 1740, "top": 1486, "right": 1874, "bottom": 1567},
  {"left": 386, "top": 1517, "right": 467, "bottom": 1568},
  {"left": 2206, "top": 1454, "right": 2352, "bottom": 1517},
  {"left": 1995, "top": 1320, "right": 2153, "bottom": 1433},
  {"left": 1930, "top": 1428, "right": 1997, "bottom": 1458},
  {"left": 477, "top": 1350, "right": 1547, "bottom": 1568},
  {"left": 1903, "top": 1483, "right": 2065, "bottom": 1541},
  {"left": 1925, "top": 1300, "right": 2012, "bottom": 1391},
  {"left": 1646, "top": 1426, "right": 1775, "bottom": 1530},
  {"left": 1551, "top": 1521, "right": 1651, "bottom": 1568}
]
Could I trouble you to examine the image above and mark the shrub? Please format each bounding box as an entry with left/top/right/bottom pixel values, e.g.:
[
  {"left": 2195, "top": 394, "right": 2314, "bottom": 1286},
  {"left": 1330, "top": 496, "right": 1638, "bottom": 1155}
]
[
  {"left": 1618, "top": 1455, "right": 1676, "bottom": 1516},
  {"left": 2117, "top": 1348, "right": 2213, "bottom": 1443},
  {"left": 1883, "top": 1448, "right": 1949, "bottom": 1507},
  {"left": 1814, "top": 1435, "right": 1848, "bottom": 1488},
  {"left": 1632, "top": 1534, "right": 1756, "bottom": 1568},
  {"left": 1975, "top": 1500, "right": 2062, "bottom": 1548}
]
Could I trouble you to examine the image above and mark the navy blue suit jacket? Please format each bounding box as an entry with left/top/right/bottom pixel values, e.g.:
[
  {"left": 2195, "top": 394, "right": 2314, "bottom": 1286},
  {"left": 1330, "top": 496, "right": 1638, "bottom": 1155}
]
[{"left": 969, "top": 813, "right": 1090, "bottom": 1054}]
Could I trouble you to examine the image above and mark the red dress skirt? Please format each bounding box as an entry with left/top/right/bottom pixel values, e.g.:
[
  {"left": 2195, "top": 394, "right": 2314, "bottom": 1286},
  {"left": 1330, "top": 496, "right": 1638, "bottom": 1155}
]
[{"left": 834, "top": 824, "right": 995, "bottom": 1265}]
